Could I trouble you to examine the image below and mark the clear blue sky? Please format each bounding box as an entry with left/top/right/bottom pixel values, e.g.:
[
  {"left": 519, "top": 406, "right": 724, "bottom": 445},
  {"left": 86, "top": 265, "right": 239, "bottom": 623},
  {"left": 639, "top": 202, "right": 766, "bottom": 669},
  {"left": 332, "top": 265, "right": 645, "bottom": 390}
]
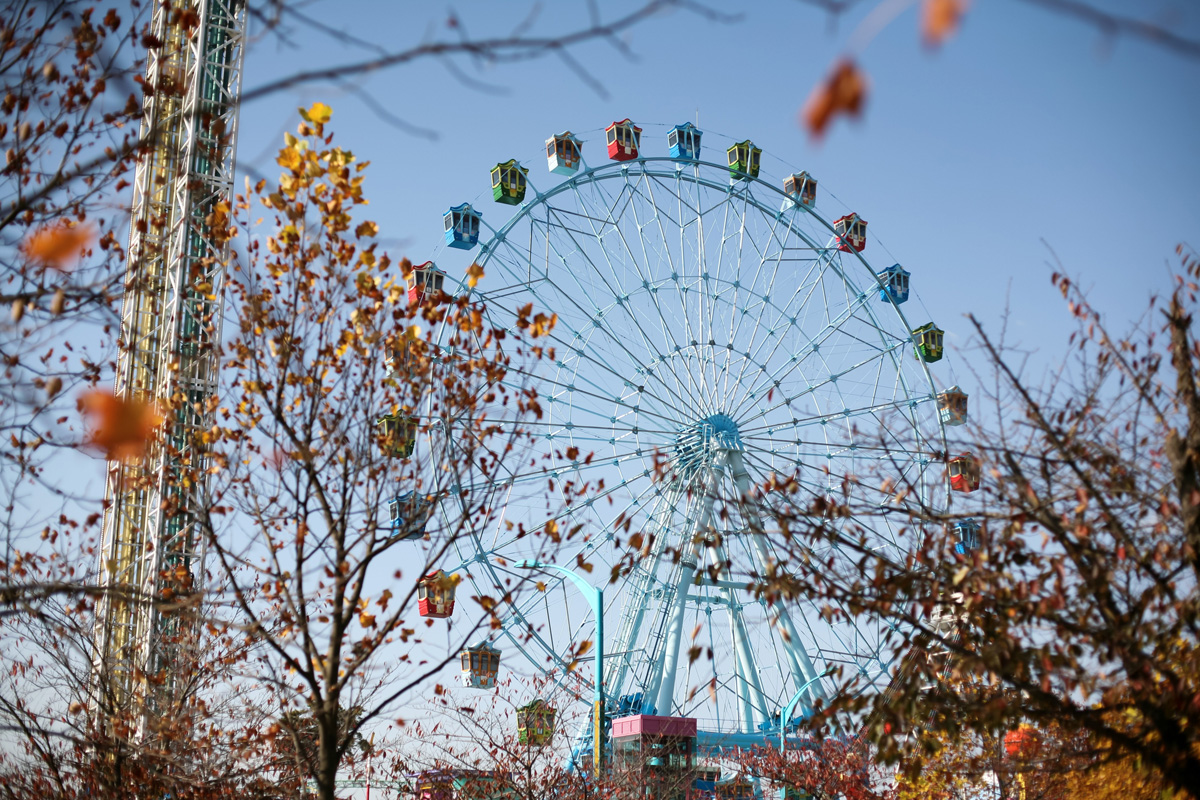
[{"left": 237, "top": 0, "right": 1200, "bottom": 387}]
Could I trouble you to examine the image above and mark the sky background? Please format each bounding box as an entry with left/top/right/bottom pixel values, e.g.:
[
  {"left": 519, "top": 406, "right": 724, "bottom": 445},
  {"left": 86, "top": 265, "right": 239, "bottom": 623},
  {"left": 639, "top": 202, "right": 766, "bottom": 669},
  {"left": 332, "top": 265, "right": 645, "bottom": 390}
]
[{"left": 236, "top": 0, "right": 1200, "bottom": 392}]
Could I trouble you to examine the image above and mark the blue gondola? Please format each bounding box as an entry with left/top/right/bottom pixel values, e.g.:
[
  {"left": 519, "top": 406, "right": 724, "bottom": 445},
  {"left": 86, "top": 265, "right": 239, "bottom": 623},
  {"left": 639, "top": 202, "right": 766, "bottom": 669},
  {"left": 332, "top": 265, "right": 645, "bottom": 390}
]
[
  {"left": 953, "top": 518, "right": 981, "bottom": 554},
  {"left": 877, "top": 263, "right": 910, "bottom": 305},
  {"left": 443, "top": 203, "right": 482, "bottom": 250},
  {"left": 388, "top": 491, "right": 435, "bottom": 540},
  {"left": 667, "top": 123, "right": 702, "bottom": 160}
]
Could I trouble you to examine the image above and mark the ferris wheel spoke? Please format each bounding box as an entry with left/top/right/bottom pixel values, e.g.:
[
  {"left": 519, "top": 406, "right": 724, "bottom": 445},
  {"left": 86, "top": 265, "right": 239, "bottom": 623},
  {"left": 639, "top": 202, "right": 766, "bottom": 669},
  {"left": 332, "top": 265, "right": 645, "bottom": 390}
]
[
  {"left": 732, "top": 338, "right": 907, "bottom": 434},
  {"left": 723, "top": 211, "right": 801, "bottom": 406},
  {"left": 483, "top": 227, "right": 681, "bottom": 410},
  {"left": 494, "top": 321, "right": 694, "bottom": 429},
  {"left": 728, "top": 250, "right": 851, "bottom": 407},
  {"left": 618, "top": 173, "right": 714, "bottom": 414},
  {"left": 639, "top": 172, "right": 715, "bottom": 414},
  {"left": 538, "top": 208, "right": 677, "bottom": 384},
  {"left": 736, "top": 395, "right": 933, "bottom": 442},
  {"left": 564, "top": 174, "right": 703, "bottom": 413}
]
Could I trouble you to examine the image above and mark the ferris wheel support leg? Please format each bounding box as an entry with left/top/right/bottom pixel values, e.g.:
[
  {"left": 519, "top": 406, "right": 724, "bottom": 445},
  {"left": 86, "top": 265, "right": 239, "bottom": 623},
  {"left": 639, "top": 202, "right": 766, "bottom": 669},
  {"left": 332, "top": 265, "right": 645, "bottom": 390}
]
[
  {"left": 726, "top": 451, "right": 827, "bottom": 711},
  {"left": 606, "top": 480, "right": 686, "bottom": 705},
  {"left": 651, "top": 462, "right": 722, "bottom": 716},
  {"left": 706, "top": 539, "right": 769, "bottom": 732},
  {"left": 726, "top": 600, "right": 758, "bottom": 733}
]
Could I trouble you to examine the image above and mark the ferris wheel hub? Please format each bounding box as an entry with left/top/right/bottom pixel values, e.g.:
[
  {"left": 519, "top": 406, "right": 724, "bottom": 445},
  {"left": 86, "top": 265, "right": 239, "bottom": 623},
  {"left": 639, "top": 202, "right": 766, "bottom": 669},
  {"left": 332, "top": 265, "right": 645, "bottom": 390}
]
[{"left": 674, "top": 413, "right": 742, "bottom": 477}]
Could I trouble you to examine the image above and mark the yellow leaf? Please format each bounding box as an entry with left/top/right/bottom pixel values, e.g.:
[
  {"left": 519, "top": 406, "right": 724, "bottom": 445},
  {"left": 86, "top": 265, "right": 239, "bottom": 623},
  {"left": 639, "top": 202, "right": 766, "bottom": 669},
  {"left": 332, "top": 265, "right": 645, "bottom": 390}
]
[
  {"left": 355, "top": 220, "right": 378, "bottom": 239},
  {"left": 277, "top": 146, "right": 301, "bottom": 170},
  {"left": 300, "top": 102, "right": 332, "bottom": 125}
]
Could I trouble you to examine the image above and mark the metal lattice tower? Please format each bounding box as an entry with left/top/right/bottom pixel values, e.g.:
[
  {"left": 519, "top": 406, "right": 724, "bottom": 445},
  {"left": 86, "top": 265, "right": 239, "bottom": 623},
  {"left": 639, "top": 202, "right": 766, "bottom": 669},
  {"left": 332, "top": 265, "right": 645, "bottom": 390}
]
[{"left": 91, "top": 0, "right": 246, "bottom": 727}]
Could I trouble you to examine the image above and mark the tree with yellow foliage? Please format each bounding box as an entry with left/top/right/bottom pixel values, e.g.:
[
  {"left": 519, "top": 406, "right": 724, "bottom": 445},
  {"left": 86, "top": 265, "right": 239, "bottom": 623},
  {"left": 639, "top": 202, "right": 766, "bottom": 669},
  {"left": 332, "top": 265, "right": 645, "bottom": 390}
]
[{"left": 196, "top": 105, "right": 575, "bottom": 800}]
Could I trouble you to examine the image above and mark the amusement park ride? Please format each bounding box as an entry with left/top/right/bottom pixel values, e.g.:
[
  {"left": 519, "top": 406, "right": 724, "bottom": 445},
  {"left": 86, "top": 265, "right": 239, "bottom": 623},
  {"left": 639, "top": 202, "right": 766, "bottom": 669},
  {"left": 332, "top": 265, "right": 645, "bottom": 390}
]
[
  {"left": 402, "top": 117, "right": 984, "bottom": 792},
  {"left": 94, "top": 2, "right": 983, "bottom": 793},
  {"left": 91, "top": 0, "right": 246, "bottom": 727}
]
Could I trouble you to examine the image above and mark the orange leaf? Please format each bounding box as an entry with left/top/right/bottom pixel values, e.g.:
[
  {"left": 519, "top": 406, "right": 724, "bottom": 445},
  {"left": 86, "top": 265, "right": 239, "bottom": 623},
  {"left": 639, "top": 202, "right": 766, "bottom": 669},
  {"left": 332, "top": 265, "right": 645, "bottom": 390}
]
[
  {"left": 466, "top": 262, "right": 484, "bottom": 289},
  {"left": 922, "top": 0, "right": 968, "bottom": 48},
  {"left": 801, "top": 60, "right": 867, "bottom": 139},
  {"left": 21, "top": 221, "right": 98, "bottom": 271},
  {"left": 77, "top": 390, "right": 162, "bottom": 460}
]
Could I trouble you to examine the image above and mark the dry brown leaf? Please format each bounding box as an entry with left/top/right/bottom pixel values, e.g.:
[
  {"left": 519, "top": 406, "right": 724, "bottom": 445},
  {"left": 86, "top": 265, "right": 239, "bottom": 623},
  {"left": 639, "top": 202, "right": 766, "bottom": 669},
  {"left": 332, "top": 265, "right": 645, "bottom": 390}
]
[
  {"left": 21, "top": 221, "right": 98, "bottom": 271},
  {"left": 77, "top": 390, "right": 162, "bottom": 460},
  {"left": 922, "top": 0, "right": 968, "bottom": 48},
  {"left": 802, "top": 60, "right": 868, "bottom": 139}
]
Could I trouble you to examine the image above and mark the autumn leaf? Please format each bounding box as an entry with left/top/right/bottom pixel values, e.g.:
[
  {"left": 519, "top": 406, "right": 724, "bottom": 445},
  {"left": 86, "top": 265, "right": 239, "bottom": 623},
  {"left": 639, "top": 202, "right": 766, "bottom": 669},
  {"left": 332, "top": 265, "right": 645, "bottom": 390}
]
[
  {"left": 801, "top": 59, "right": 867, "bottom": 139},
  {"left": 21, "top": 221, "right": 98, "bottom": 271},
  {"left": 466, "top": 262, "right": 484, "bottom": 289},
  {"left": 299, "top": 101, "right": 332, "bottom": 125},
  {"left": 77, "top": 390, "right": 162, "bottom": 460},
  {"left": 355, "top": 220, "right": 378, "bottom": 239},
  {"left": 922, "top": 0, "right": 968, "bottom": 48}
]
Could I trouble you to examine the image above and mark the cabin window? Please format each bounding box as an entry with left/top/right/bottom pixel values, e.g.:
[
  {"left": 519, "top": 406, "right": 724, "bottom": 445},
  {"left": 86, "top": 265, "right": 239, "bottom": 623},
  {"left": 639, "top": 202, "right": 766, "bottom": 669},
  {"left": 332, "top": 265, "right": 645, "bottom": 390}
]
[
  {"left": 668, "top": 131, "right": 678, "bottom": 147},
  {"left": 491, "top": 168, "right": 500, "bottom": 187},
  {"left": 750, "top": 151, "right": 760, "bottom": 170},
  {"left": 607, "top": 128, "right": 616, "bottom": 144},
  {"left": 444, "top": 214, "right": 453, "bottom": 231},
  {"left": 547, "top": 142, "right": 555, "bottom": 157}
]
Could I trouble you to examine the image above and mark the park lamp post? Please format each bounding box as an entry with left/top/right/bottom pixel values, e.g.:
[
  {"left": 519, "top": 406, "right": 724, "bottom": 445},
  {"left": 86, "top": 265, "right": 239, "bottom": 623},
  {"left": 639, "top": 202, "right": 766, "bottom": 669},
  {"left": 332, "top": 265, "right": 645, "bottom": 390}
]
[
  {"left": 517, "top": 559, "right": 605, "bottom": 779},
  {"left": 779, "top": 665, "right": 836, "bottom": 751}
]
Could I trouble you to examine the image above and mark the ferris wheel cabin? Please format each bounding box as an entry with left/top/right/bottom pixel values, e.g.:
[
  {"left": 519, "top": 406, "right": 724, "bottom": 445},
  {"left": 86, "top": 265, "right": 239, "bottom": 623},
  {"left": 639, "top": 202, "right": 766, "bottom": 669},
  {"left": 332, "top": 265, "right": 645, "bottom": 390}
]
[
  {"left": 833, "top": 212, "right": 867, "bottom": 253},
  {"left": 784, "top": 171, "right": 818, "bottom": 209},
  {"left": 460, "top": 641, "right": 501, "bottom": 688},
  {"left": 418, "top": 569, "right": 457, "bottom": 618},
  {"left": 407, "top": 261, "right": 446, "bottom": 306},
  {"left": 953, "top": 518, "right": 981, "bottom": 554},
  {"left": 668, "top": 122, "right": 702, "bottom": 160},
  {"left": 516, "top": 699, "right": 557, "bottom": 746},
  {"left": 491, "top": 159, "right": 529, "bottom": 205},
  {"left": 949, "top": 453, "right": 981, "bottom": 492},
  {"left": 606, "top": 119, "right": 642, "bottom": 161},
  {"left": 912, "top": 322, "right": 945, "bottom": 363},
  {"left": 443, "top": 203, "right": 482, "bottom": 250},
  {"left": 727, "top": 140, "right": 762, "bottom": 180},
  {"left": 546, "top": 131, "right": 582, "bottom": 175},
  {"left": 388, "top": 490, "right": 435, "bottom": 541},
  {"left": 376, "top": 413, "right": 416, "bottom": 459},
  {"left": 877, "top": 263, "right": 910, "bottom": 305},
  {"left": 938, "top": 385, "right": 969, "bottom": 426}
]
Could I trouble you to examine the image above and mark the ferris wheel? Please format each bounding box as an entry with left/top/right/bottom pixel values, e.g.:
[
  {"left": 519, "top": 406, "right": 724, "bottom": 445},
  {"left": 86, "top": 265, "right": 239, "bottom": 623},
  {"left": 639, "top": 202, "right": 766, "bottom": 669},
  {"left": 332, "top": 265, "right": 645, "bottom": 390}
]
[{"left": 418, "top": 121, "right": 962, "bottom": 754}]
